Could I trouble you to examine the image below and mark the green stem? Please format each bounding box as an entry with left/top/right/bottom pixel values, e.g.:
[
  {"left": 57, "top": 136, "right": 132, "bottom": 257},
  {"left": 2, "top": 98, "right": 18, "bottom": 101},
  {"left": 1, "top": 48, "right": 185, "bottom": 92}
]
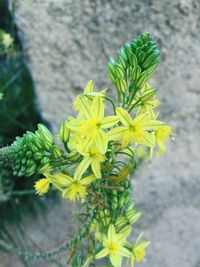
[{"left": 103, "top": 96, "right": 116, "bottom": 114}]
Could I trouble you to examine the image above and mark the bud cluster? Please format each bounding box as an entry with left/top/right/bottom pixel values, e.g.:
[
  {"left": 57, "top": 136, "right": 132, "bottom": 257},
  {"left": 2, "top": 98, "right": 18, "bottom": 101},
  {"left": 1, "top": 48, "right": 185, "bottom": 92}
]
[
  {"left": 3, "top": 124, "right": 63, "bottom": 176},
  {"left": 107, "top": 32, "right": 160, "bottom": 96}
]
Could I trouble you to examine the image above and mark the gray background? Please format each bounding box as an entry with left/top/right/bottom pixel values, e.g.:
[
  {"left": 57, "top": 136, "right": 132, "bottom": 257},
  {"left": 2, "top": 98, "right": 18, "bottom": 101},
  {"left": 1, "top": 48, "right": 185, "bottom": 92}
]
[{"left": 1, "top": 0, "right": 200, "bottom": 266}]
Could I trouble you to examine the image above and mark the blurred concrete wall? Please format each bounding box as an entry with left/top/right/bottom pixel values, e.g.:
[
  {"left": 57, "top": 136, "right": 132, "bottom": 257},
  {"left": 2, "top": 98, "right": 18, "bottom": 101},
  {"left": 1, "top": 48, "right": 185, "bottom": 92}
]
[{"left": 9, "top": 0, "right": 200, "bottom": 266}]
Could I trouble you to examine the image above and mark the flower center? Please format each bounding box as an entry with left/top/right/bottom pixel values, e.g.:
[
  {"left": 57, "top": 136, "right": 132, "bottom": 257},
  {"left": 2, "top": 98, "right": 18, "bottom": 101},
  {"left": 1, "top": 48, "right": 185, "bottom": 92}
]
[
  {"left": 105, "top": 241, "right": 119, "bottom": 255},
  {"left": 129, "top": 124, "right": 143, "bottom": 143},
  {"left": 81, "top": 119, "right": 100, "bottom": 137},
  {"left": 69, "top": 182, "right": 86, "bottom": 201},
  {"left": 90, "top": 148, "right": 105, "bottom": 161},
  {"left": 156, "top": 126, "right": 172, "bottom": 140}
]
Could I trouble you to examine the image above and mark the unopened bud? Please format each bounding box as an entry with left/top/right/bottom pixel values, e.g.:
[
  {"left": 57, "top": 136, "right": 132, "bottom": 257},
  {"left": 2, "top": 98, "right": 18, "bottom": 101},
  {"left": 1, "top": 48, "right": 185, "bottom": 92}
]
[
  {"left": 53, "top": 145, "right": 62, "bottom": 157},
  {"left": 107, "top": 58, "right": 116, "bottom": 83},
  {"left": 140, "top": 88, "right": 156, "bottom": 102},
  {"left": 59, "top": 121, "right": 70, "bottom": 143},
  {"left": 114, "top": 63, "right": 125, "bottom": 79},
  {"left": 116, "top": 78, "right": 127, "bottom": 93}
]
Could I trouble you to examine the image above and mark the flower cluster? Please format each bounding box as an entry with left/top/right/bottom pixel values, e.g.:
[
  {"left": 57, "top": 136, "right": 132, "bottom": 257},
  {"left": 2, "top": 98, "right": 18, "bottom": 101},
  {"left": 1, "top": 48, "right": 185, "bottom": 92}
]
[
  {"left": 0, "top": 29, "right": 14, "bottom": 57},
  {"left": 0, "top": 33, "right": 173, "bottom": 267}
]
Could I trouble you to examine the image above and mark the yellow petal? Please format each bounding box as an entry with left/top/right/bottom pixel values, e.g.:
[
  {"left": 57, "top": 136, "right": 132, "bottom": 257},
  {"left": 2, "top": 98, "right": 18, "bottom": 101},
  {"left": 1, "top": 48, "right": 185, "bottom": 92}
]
[
  {"left": 34, "top": 178, "right": 50, "bottom": 195},
  {"left": 142, "top": 131, "right": 155, "bottom": 147},
  {"left": 133, "top": 113, "right": 148, "bottom": 125},
  {"left": 84, "top": 80, "right": 93, "bottom": 93},
  {"left": 92, "top": 96, "right": 104, "bottom": 120},
  {"left": 118, "top": 226, "right": 132, "bottom": 243},
  {"left": 95, "top": 232, "right": 105, "bottom": 243},
  {"left": 157, "top": 140, "right": 166, "bottom": 155},
  {"left": 130, "top": 254, "right": 135, "bottom": 267},
  {"left": 80, "top": 174, "right": 97, "bottom": 185},
  {"left": 134, "top": 247, "right": 145, "bottom": 263},
  {"left": 118, "top": 247, "right": 131, "bottom": 257},
  {"left": 74, "top": 157, "right": 91, "bottom": 179},
  {"left": 95, "top": 248, "right": 109, "bottom": 259},
  {"left": 116, "top": 107, "right": 133, "bottom": 126},
  {"left": 95, "top": 130, "right": 108, "bottom": 154},
  {"left": 91, "top": 159, "right": 101, "bottom": 178},
  {"left": 99, "top": 88, "right": 107, "bottom": 95},
  {"left": 101, "top": 116, "right": 119, "bottom": 129},
  {"left": 110, "top": 254, "right": 122, "bottom": 267},
  {"left": 79, "top": 96, "right": 92, "bottom": 119},
  {"left": 138, "top": 241, "right": 151, "bottom": 249},
  {"left": 51, "top": 173, "right": 73, "bottom": 187},
  {"left": 108, "top": 224, "right": 116, "bottom": 242},
  {"left": 62, "top": 188, "right": 71, "bottom": 198},
  {"left": 108, "top": 127, "right": 127, "bottom": 141},
  {"left": 79, "top": 136, "right": 94, "bottom": 153},
  {"left": 142, "top": 120, "right": 165, "bottom": 130},
  {"left": 67, "top": 118, "right": 81, "bottom": 131},
  {"left": 122, "top": 133, "right": 133, "bottom": 148}
]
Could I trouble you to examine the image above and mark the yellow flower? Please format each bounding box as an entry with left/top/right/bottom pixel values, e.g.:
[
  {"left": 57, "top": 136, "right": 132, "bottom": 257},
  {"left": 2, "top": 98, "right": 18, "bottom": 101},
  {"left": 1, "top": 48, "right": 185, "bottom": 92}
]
[
  {"left": 2, "top": 32, "right": 13, "bottom": 48},
  {"left": 34, "top": 178, "right": 50, "bottom": 196},
  {"left": 130, "top": 241, "right": 150, "bottom": 267},
  {"left": 137, "top": 99, "right": 160, "bottom": 118},
  {"left": 152, "top": 125, "right": 172, "bottom": 156},
  {"left": 129, "top": 83, "right": 160, "bottom": 120},
  {"left": 73, "top": 80, "right": 107, "bottom": 111},
  {"left": 35, "top": 172, "right": 96, "bottom": 201},
  {"left": 61, "top": 174, "right": 97, "bottom": 201},
  {"left": 73, "top": 80, "right": 94, "bottom": 111},
  {"left": 74, "top": 147, "right": 105, "bottom": 179},
  {"left": 95, "top": 224, "right": 131, "bottom": 267},
  {"left": 68, "top": 96, "right": 119, "bottom": 153},
  {"left": 108, "top": 107, "right": 165, "bottom": 148}
]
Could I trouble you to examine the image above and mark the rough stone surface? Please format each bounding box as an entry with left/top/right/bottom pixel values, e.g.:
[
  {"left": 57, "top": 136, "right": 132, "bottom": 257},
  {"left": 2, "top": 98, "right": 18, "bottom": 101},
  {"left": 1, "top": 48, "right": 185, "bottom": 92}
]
[{"left": 1, "top": 0, "right": 200, "bottom": 266}]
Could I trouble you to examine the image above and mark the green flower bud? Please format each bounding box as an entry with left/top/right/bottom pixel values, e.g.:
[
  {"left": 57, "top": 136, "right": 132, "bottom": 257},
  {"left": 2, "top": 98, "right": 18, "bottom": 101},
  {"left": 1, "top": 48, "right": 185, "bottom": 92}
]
[
  {"left": 136, "top": 71, "right": 149, "bottom": 88},
  {"left": 129, "top": 53, "right": 137, "bottom": 68},
  {"left": 124, "top": 43, "right": 133, "bottom": 60},
  {"left": 27, "top": 159, "right": 35, "bottom": 167},
  {"left": 33, "top": 137, "right": 43, "bottom": 150},
  {"left": 59, "top": 121, "right": 70, "bottom": 143},
  {"left": 114, "top": 63, "right": 125, "bottom": 79},
  {"left": 26, "top": 151, "right": 33, "bottom": 158},
  {"left": 41, "top": 157, "right": 50, "bottom": 165},
  {"left": 68, "top": 152, "right": 80, "bottom": 161},
  {"left": 116, "top": 78, "right": 127, "bottom": 93},
  {"left": 107, "top": 58, "right": 116, "bottom": 83},
  {"left": 130, "top": 65, "right": 141, "bottom": 86},
  {"left": 145, "top": 63, "right": 158, "bottom": 78},
  {"left": 0, "top": 124, "right": 59, "bottom": 177},
  {"left": 142, "top": 51, "right": 160, "bottom": 69},
  {"left": 116, "top": 216, "right": 126, "bottom": 228},
  {"left": 30, "top": 143, "right": 39, "bottom": 152},
  {"left": 26, "top": 165, "right": 37, "bottom": 176},
  {"left": 137, "top": 51, "right": 146, "bottom": 64},
  {"left": 117, "top": 49, "right": 127, "bottom": 69},
  {"left": 34, "top": 152, "right": 43, "bottom": 160},
  {"left": 127, "top": 210, "right": 142, "bottom": 225},
  {"left": 38, "top": 124, "right": 53, "bottom": 143},
  {"left": 140, "top": 88, "right": 156, "bottom": 102},
  {"left": 38, "top": 164, "right": 52, "bottom": 174},
  {"left": 53, "top": 145, "right": 62, "bottom": 158},
  {"left": 43, "top": 139, "right": 53, "bottom": 150}
]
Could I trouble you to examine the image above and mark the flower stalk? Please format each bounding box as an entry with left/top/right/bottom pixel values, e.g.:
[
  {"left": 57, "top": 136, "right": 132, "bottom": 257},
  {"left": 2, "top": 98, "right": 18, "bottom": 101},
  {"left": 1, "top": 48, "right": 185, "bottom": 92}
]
[{"left": 0, "top": 32, "right": 173, "bottom": 267}]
